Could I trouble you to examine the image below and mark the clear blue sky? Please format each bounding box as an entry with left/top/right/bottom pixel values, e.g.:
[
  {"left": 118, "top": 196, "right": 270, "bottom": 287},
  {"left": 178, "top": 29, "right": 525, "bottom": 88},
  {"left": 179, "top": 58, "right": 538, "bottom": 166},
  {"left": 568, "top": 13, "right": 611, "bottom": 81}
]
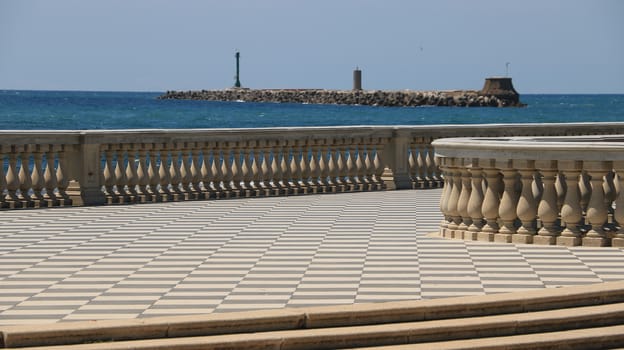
[{"left": 1, "top": 0, "right": 623, "bottom": 93}]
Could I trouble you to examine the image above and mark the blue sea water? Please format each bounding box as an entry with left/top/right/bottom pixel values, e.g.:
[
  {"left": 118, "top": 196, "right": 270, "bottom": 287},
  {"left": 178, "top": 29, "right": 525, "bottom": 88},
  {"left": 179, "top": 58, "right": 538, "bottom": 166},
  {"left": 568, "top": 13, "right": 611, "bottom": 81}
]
[{"left": 0, "top": 90, "right": 622, "bottom": 130}]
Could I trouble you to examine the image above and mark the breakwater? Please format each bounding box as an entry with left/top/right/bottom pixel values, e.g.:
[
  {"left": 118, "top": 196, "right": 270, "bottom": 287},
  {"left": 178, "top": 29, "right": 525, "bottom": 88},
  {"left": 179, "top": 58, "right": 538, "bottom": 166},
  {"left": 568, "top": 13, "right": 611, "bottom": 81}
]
[{"left": 159, "top": 77, "right": 524, "bottom": 107}]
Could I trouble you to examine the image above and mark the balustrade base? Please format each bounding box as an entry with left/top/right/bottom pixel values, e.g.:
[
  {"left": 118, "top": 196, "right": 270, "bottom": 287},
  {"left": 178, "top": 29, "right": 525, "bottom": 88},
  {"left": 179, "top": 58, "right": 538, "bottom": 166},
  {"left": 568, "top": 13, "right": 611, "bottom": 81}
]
[
  {"left": 494, "top": 233, "right": 513, "bottom": 243},
  {"left": 582, "top": 236, "right": 608, "bottom": 247},
  {"left": 533, "top": 235, "right": 558, "bottom": 245},
  {"left": 477, "top": 232, "right": 495, "bottom": 242},
  {"left": 463, "top": 231, "right": 478, "bottom": 241},
  {"left": 612, "top": 238, "right": 624, "bottom": 247},
  {"left": 556, "top": 236, "right": 583, "bottom": 246},
  {"left": 511, "top": 234, "right": 534, "bottom": 244}
]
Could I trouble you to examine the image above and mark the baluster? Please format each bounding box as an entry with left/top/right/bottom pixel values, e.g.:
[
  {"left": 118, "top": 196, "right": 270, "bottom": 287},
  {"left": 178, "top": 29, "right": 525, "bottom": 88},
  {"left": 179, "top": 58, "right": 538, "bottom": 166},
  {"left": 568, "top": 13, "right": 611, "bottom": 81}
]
[
  {"left": 277, "top": 141, "right": 290, "bottom": 195},
  {"left": 359, "top": 143, "right": 372, "bottom": 191},
  {"left": 30, "top": 146, "right": 45, "bottom": 206},
  {"left": 408, "top": 144, "right": 416, "bottom": 187},
  {"left": 334, "top": 141, "right": 345, "bottom": 192},
  {"left": 535, "top": 161, "right": 560, "bottom": 245},
  {"left": 426, "top": 143, "right": 438, "bottom": 186},
  {"left": 103, "top": 147, "right": 116, "bottom": 203},
  {"left": 43, "top": 146, "right": 59, "bottom": 205},
  {"left": 288, "top": 142, "right": 300, "bottom": 193},
  {"left": 345, "top": 142, "right": 356, "bottom": 191},
  {"left": 231, "top": 143, "right": 243, "bottom": 196},
  {"left": 158, "top": 148, "right": 172, "bottom": 201},
  {"left": 211, "top": 145, "right": 225, "bottom": 197},
  {"left": 190, "top": 145, "right": 202, "bottom": 199},
  {"left": 125, "top": 147, "right": 139, "bottom": 202},
  {"left": 438, "top": 159, "right": 452, "bottom": 233},
  {"left": 136, "top": 146, "right": 150, "bottom": 202},
  {"left": 354, "top": 142, "right": 365, "bottom": 191},
  {"left": 456, "top": 162, "right": 473, "bottom": 238},
  {"left": 241, "top": 142, "right": 253, "bottom": 197},
  {"left": 114, "top": 147, "right": 128, "bottom": 202},
  {"left": 18, "top": 147, "right": 33, "bottom": 206},
  {"left": 325, "top": 145, "right": 336, "bottom": 193},
  {"left": 308, "top": 142, "right": 320, "bottom": 193},
  {"left": 147, "top": 146, "right": 161, "bottom": 201},
  {"left": 338, "top": 142, "right": 350, "bottom": 191},
  {"left": 299, "top": 140, "right": 312, "bottom": 194},
  {"left": 221, "top": 143, "right": 234, "bottom": 195},
  {"left": 515, "top": 161, "right": 538, "bottom": 243},
  {"left": 366, "top": 143, "right": 378, "bottom": 190},
  {"left": 466, "top": 163, "right": 484, "bottom": 239},
  {"left": 5, "top": 148, "right": 20, "bottom": 205},
  {"left": 612, "top": 163, "right": 624, "bottom": 247},
  {"left": 251, "top": 143, "right": 263, "bottom": 196},
  {"left": 446, "top": 162, "right": 462, "bottom": 236},
  {"left": 170, "top": 147, "right": 183, "bottom": 199},
  {"left": 199, "top": 143, "right": 214, "bottom": 198},
  {"left": 558, "top": 161, "right": 583, "bottom": 246},
  {"left": 328, "top": 144, "right": 340, "bottom": 192},
  {"left": 179, "top": 146, "right": 193, "bottom": 199},
  {"left": 480, "top": 162, "right": 502, "bottom": 241},
  {"left": 0, "top": 147, "right": 6, "bottom": 208},
  {"left": 415, "top": 142, "right": 426, "bottom": 186},
  {"left": 583, "top": 161, "right": 611, "bottom": 246},
  {"left": 271, "top": 141, "right": 282, "bottom": 196},
  {"left": 373, "top": 141, "right": 386, "bottom": 190},
  {"left": 260, "top": 144, "right": 272, "bottom": 195},
  {"left": 579, "top": 171, "right": 591, "bottom": 216},
  {"left": 318, "top": 142, "right": 330, "bottom": 192},
  {"left": 603, "top": 170, "right": 617, "bottom": 232}
]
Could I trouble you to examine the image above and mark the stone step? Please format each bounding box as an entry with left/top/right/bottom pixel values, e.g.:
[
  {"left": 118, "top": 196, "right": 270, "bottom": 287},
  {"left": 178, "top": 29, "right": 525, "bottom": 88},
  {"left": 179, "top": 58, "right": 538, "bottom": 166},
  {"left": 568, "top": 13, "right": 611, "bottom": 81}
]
[
  {"left": 2, "top": 281, "right": 624, "bottom": 348},
  {"left": 8, "top": 302, "right": 624, "bottom": 349},
  {"left": 348, "top": 324, "right": 624, "bottom": 350}
]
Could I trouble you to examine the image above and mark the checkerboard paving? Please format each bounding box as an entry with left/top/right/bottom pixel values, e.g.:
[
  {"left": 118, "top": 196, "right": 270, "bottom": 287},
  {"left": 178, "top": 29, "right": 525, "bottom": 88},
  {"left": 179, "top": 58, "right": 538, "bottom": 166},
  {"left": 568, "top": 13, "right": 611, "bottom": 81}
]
[{"left": 1, "top": 189, "right": 623, "bottom": 325}]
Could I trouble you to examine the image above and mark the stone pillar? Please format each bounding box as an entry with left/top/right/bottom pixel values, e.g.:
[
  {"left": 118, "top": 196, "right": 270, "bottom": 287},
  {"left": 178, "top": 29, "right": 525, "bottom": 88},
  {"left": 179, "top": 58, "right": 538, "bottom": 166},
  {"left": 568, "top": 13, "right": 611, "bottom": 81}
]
[
  {"left": 64, "top": 135, "right": 106, "bottom": 206},
  {"left": 380, "top": 131, "right": 412, "bottom": 190}
]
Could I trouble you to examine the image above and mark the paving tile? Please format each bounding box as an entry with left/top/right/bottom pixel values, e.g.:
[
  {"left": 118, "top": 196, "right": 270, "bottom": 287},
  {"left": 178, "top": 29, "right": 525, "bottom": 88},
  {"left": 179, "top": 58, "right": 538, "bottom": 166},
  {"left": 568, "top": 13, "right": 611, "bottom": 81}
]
[{"left": 0, "top": 189, "right": 623, "bottom": 324}]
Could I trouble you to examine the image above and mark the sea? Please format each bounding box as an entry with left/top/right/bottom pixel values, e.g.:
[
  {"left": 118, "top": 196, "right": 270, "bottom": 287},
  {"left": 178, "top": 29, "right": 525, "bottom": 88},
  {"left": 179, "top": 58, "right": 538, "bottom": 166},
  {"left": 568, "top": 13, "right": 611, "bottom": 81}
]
[{"left": 0, "top": 90, "right": 623, "bottom": 130}]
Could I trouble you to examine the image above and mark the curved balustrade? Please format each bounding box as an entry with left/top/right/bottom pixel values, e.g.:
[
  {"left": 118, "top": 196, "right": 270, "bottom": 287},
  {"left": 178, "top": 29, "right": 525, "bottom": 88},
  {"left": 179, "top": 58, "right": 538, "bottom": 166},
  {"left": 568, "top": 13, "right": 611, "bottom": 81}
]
[
  {"left": 433, "top": 135, "right": 624, "bottom": 247},
  {"left": 2, "top": 122, "right": 624, "bottom": 210}
]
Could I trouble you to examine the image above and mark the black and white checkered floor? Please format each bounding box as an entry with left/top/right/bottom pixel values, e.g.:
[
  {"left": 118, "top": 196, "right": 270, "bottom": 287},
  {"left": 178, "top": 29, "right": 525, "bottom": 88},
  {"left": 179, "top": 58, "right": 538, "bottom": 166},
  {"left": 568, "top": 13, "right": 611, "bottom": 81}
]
[{"left": 1, "top": 189, "right": 623, "bottom": 325}]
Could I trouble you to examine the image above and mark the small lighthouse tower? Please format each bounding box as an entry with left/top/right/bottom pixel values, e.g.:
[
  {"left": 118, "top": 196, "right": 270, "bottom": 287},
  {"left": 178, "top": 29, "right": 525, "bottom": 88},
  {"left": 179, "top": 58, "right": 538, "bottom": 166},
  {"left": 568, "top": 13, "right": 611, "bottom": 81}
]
[{"left": 234, "top": 51, "right": 242, "bottom": 88}]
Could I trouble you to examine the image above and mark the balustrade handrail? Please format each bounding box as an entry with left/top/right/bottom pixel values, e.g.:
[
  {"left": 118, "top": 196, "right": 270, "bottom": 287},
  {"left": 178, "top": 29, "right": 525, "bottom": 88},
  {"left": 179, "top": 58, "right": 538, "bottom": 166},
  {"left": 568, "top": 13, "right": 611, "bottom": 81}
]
[
  {"left": 2, "top": 122, "right": 624, "bottom": 211},
  {"left": 433, "top": 134, "right": 624, "bottom": 247}
]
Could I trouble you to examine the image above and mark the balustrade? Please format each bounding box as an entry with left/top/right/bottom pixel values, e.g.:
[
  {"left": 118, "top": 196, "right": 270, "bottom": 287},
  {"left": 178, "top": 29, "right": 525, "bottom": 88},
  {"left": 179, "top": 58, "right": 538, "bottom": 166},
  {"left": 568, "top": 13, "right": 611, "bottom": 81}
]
[
  {"left": 434, "top": 134, "right": 624, "bottom": 247},
  {"left": 2, "top": 123, "right": 624, "bottom": 213}
]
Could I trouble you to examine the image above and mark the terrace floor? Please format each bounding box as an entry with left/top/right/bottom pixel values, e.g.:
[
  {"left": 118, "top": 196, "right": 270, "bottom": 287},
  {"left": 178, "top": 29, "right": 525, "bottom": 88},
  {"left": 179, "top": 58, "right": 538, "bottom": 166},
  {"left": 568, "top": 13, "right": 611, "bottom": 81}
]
[{"left": 1, "top": 189, "right": 624, "bottom": 325}]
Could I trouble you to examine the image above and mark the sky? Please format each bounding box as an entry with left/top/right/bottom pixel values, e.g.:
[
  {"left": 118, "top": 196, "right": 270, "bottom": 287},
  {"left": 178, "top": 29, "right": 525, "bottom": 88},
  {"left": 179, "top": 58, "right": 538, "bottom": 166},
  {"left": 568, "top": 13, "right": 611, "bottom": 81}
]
[{"left": 0, "top": 0, "right": 623, "bottom": 93}]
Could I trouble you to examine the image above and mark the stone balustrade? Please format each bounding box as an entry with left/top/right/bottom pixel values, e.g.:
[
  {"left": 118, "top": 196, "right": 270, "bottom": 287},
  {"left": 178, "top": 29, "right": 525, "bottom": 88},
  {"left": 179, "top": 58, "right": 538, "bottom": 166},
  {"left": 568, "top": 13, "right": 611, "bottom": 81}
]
[
  {"left": 2, "top": 122, "right": 624, "bottom": 210},
  {"left": 434, "top": 134, "right": 624, "bottom": 247}
]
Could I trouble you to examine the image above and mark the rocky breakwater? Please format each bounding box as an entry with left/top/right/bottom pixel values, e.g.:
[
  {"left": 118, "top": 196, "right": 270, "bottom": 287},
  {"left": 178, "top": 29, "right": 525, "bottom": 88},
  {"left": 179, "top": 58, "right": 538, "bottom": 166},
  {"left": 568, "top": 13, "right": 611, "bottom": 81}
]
[{"left": 160, "top": 78, "right": 523, "bottom": 107}]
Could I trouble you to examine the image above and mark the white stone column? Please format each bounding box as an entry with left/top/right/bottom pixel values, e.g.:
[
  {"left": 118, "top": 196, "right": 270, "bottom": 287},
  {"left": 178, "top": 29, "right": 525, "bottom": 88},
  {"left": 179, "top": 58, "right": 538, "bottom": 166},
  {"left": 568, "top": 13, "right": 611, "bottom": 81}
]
[
  {"left": 514, "top": 160, "right": 537, "bottom": 244},
  {"left": 457, "top": 162, "right": 473, "bottom": 237},
  {"left": 103, "top": 148, "right": 116, "bottom": 201},
  {"left": 466, "top": 161, "right": 484, "bottom": 239},
  {"left": 30, "top": 146, "right": 45, "bottom": 205},
  {"left": 583, "top": 161, "right": 611, "bottom": 246},
  {"left": 43, "top": 146, "right": 59, "bottom": 205},
  {"left": 557, "top": 160, "right": 583, "bottom": 246},
  {"left": 496, "top": 161, "right": 519, "bottom": 243},
  {"left": 480, "top": 162, "right": 501, "bottom": 242},
  {"left": 534, "top": 160, "right": 560, "bottom": 245}
]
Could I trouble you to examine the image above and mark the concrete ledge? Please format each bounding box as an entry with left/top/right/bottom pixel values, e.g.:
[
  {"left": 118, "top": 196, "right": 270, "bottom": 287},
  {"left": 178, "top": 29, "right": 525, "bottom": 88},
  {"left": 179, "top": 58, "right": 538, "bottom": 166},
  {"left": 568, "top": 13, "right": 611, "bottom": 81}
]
[{"left": 2, "top": 281, "right": 624, "bottom": 348}]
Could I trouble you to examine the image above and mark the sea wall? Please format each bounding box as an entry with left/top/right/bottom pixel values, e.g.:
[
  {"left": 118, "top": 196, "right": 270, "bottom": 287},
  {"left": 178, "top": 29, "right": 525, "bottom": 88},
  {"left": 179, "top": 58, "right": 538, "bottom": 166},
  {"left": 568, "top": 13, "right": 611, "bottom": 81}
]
[{"left": 160, "top": 85, "right": 523, "bottom": 107}]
